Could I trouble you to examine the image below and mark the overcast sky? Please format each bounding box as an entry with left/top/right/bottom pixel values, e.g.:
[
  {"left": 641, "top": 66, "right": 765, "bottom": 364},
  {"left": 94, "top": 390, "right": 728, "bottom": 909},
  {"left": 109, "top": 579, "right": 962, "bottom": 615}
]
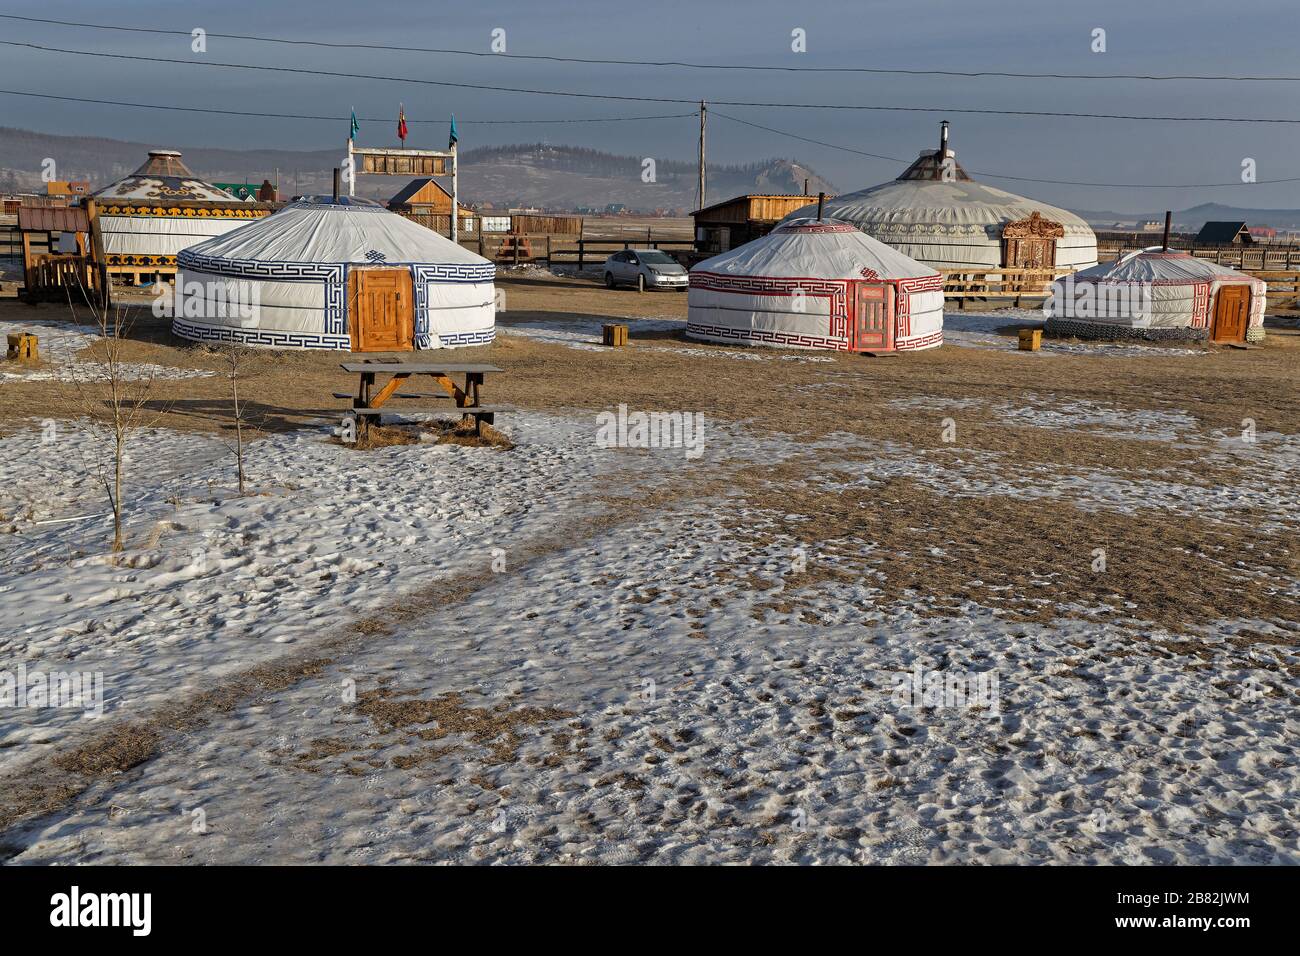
[{"left": 3, "top": 0, "right": 1299, "bottom": 213}]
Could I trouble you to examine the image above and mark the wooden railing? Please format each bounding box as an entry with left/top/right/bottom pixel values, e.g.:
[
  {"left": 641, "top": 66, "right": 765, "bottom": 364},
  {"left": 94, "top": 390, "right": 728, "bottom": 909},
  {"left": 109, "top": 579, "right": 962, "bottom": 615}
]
[
  {"left": 1250, "top": 271, "right": 1300, "bottom": 302},
  {"left": 1099, "top": 242, "right": 1300, "bottom": 271},
  {"left": 26, "top": 253, "right": 100, "bottom": 302},
  {"left": 941, "top": 263, "right": 1300, "bottom": 306},
  {"left": 464, "top": 234, "right": 696, "bottom": 268},
  {"left": 941, "top": 268, "right": 1059, "bottom": 302}
]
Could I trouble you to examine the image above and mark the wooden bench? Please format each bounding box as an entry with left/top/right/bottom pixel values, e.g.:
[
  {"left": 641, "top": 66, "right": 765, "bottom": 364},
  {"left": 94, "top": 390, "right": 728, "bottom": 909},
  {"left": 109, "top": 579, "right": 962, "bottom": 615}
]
[{"left": 337, "top": 360, "right": 504, "bottom": 437}]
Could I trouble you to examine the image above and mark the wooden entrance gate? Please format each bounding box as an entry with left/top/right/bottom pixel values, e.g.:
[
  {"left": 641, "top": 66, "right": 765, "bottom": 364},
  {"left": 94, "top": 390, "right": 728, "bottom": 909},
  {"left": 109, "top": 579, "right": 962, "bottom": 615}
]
[
  {"left": 1002, "top": 211, "right": 1064, "bottom": 270},
  {"left": 349, "top": 268, "right": 414, "bottom": 352},
  {"left": 1210, "top": 284, "right": 1250, "bottom": 343}
]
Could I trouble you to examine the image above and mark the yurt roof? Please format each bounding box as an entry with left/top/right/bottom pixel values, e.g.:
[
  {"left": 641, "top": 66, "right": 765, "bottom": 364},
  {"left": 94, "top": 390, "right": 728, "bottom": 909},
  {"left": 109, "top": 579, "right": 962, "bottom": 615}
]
[
  {"left": 781, "top": 127, "right": 1091, "bottom": 234},
  {"left": 691, "top": 217, "right": 940, "bottom": 280},
  {"left": 786, "top": 176, "right": 1092, "bottom": 233},
  {"left": 93, "top": 149, "right": 237, "bottom": 202},
  {"left": 1072, "top": 248, "right": 1260, "bottom": 284},
  {"left": 182, "top": 196, "right": 491, "bottom": 266}
]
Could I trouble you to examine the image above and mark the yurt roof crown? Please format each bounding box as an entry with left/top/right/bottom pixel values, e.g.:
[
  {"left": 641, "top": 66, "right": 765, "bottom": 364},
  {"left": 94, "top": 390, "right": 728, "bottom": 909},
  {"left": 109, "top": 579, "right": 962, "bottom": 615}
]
[
  {"left": 896, "top": 120, "right": 972, "bottom": 182},
  {"left": 94, "top": 148, "right": 237, "bottom": 202}
]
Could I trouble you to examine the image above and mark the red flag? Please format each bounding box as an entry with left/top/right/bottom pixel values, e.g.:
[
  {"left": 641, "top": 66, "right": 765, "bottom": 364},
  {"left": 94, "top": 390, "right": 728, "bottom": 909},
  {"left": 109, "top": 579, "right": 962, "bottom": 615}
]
[{"left": 397, "top": 105, "right": 408, "bottom": 144}]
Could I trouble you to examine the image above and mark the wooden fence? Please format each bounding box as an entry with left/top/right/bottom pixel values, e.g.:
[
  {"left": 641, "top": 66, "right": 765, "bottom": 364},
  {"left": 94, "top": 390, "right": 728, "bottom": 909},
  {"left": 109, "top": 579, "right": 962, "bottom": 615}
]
[
  {"left": 462, "top": 234, "right": 696, "bottom": 268},
  {"left": 941, "top": 268, "right": 1058, "bottom": 305},
  {"left": 24, "top": 253, "right": 101, "bottom": 302},
  {"left": 0, "top": 216, "right": 20, "bottom": 258},
  {"left": 942, "top": 264, "right": 1300, "bottom": 306},
  {"left": 1099, "top": 242, "right": 1300, "bottom": 271}
]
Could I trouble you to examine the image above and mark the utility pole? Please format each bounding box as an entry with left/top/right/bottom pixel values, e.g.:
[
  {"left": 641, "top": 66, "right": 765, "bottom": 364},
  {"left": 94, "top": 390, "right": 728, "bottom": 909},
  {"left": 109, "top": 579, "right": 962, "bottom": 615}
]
[
  {"left": 451, "top": 142, "right": 459, "bottom": 244},
  {"left": 697, "top": 100, "right": 707, "bottom": 211}
]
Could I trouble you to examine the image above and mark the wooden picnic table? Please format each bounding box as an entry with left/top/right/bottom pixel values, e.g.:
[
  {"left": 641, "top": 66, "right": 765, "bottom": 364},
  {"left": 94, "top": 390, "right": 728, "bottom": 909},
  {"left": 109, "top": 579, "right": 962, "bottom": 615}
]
[{"left": 336, "top": 359, "right": 504, "bottom": 436}]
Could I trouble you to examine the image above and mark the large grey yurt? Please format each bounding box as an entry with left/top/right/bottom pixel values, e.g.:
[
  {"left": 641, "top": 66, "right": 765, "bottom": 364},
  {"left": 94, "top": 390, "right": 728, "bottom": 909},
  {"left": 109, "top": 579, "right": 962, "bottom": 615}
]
[{"left": 781, "top": 123, "right": 1097, "bottom": 273}]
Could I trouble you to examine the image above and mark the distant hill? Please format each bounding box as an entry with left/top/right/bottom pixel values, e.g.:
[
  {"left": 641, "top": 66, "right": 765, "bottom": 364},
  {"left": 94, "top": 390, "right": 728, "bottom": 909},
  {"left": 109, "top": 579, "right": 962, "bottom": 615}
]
[
  {"left": 1076, "top": 201, "right": 1300, "bottom": 233},
  {"left": 0, "top": 128, "right": 835, "bottom": 214}
]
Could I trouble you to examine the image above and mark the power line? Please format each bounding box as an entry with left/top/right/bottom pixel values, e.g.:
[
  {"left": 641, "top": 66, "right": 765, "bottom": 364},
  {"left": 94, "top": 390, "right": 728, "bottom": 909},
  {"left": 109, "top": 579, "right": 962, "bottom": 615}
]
[
  {"left": 1, "top": 85, "right": 1291, "bottom": 192},
  {"left": 0, "top": 89, "right": 692, "bottom": 125},
  {"left": 3, "top": 13, "right": 1300, "bottom": 83},
  {"left": 3, "top": 39, "right": 1300, "bottom": 124},
  {"left": 711, "top": 111, "right": 1300, "bottom": 188}
]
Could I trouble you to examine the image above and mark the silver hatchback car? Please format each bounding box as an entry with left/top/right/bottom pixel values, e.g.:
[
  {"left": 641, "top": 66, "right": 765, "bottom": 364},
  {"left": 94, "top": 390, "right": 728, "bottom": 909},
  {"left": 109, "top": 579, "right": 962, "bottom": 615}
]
[{"left": 602, "top": 248, "right": 688, "bottom": 291}]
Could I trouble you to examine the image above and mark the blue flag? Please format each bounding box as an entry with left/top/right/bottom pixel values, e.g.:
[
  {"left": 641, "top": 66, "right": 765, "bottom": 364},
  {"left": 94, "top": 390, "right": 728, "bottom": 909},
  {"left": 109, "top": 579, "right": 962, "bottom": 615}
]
[
  {"left": 350, "top": 109, "right": 359, "bottom": 140},
  {"left": 448, "top": 115, "right": 458, "bottom": 149}
]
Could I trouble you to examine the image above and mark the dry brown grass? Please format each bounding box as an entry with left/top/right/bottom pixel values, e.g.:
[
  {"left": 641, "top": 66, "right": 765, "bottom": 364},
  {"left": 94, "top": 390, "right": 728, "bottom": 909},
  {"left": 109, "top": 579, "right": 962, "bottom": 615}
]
[
  {"left": 331, "top": 423, "right": 422, "bottom": 450},
  {"left": 419, "top": 417, "right": 515, "bottom": 449},
  {"left": 357, "top": 689, "right": 574, "bottom": 765},
  {"left": 715, "top": 470, "right": 1300, "bottom": 637},
  {"left": 51, "top": 723, "right": 161, "bottom": 776}
]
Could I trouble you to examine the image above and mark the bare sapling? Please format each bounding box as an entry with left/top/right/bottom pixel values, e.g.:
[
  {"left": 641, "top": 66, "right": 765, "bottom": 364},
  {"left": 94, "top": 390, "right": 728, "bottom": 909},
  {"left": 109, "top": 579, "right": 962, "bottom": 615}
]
[
  {"left": 58, "top": 279, "right": 168, "bottom": 556},
  {"left": 216, "top": 344, "right": 259, "bottom": 495}
]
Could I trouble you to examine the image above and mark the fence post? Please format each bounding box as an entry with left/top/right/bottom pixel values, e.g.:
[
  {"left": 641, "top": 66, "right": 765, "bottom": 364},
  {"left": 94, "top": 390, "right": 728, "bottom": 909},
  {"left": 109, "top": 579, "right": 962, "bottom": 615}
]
[{"left": 578, "top": 239, "right": 584, "bottom": 271}]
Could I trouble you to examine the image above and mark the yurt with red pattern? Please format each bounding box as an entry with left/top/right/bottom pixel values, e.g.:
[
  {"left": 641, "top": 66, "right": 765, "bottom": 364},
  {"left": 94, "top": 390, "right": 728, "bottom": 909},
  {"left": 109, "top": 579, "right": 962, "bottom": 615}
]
[{"left": 687, "top": 217, "right": 944, "bottom": 352}]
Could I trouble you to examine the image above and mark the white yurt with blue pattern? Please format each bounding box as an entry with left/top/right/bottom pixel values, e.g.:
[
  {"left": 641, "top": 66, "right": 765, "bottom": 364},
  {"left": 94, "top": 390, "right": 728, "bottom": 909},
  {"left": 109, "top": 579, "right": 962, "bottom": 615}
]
[{"left": 174, "top": 196, "right": 495, "bottom": 350}]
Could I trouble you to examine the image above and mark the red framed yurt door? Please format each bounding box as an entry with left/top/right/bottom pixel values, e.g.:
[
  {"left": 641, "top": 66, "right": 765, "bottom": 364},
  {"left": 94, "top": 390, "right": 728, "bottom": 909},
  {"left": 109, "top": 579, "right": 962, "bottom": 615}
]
[{"left": 850, "top": 283, "right": 893, "bottom": 351}]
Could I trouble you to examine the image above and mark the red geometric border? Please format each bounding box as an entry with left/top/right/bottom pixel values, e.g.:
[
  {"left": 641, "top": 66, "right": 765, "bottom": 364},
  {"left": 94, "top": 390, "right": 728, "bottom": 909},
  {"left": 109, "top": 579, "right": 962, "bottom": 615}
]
[
  {"left": 896, "top": 330, "right": 944, "bottom": 351},
  {"left": 1191, "top": 281, "right": 1210, "bottom": 328},
  {"left": 685, "top": 321, "right": 851, "bottom": 351}
]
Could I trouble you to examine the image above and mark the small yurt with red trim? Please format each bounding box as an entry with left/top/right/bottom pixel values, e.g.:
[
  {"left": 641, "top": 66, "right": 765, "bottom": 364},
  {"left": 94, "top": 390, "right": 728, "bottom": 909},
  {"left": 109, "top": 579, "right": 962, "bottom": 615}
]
[
  {"left": 1046, "top": 248, "right": 1266, "bottom": 344},
  {"left": 687, "top": 217, "right": 944, "bottom": 352}
]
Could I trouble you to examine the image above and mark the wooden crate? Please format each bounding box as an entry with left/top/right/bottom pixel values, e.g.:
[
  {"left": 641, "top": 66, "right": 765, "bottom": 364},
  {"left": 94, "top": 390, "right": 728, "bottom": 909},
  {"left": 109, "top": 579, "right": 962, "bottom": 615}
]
[
  {"left": 603, "top": 323, "right": 628, "bottom": 347},
  {"left": 1018, "top": 328, "right": 1042, "bottom": 351},
  {"left": 7, "top": 332, "right": 38, "bottom": 362}
]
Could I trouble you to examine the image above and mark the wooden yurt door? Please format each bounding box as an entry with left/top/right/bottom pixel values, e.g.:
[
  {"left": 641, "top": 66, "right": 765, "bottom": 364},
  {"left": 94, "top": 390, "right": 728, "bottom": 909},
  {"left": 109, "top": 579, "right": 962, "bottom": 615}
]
[
  {"left": 850, "top": 283, "right": 893, "bottom": 351},
  {"left": 350, "top": 268, "right": 414, "bottom": 351},
  {"left": 1210, "top": 285, "right": 1249, "bottom": 344}
]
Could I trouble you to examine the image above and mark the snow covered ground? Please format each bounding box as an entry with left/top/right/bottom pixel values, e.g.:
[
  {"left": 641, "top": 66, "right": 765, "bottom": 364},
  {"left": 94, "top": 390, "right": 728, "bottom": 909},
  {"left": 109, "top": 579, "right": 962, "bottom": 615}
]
[
  {"left": 0, "top": 316, "right": 214, "bottom": 382},
  {"left": 496, "top": 310, "right": 1204, "bottom": 360},
  {"left": 942, "top": 311, "right": 1206, "bottom": 356},
  {"left": 498, "top": 316, "right": 836, "bottom": 362},
  {"left": 1, "top": 388, "right": 1295, "bottom": 864}
]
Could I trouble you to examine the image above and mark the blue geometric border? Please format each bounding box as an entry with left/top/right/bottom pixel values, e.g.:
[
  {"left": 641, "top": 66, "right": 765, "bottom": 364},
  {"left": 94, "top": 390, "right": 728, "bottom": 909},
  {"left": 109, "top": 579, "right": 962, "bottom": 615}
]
[
  {"left": 174, "top": 317, "right": 493, "bottom": 351},
  {"left": 427, "top": 327, "right": 496, "bottom": 348},
  {"left": 172, "top": 316, "right": 351, "bottom": 350}
]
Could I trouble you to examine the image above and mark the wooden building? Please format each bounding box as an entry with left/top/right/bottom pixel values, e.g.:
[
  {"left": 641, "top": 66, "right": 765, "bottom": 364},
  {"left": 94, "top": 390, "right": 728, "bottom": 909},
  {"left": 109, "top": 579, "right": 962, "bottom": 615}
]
[
  {"left": 1196, "top": 221, "right": 1254, "bottom": 246},
  {"left": 17, "top": 205, "right": 99, "bottom": 302},
  {"left": 387, "top": 177, "right": 477, "bottom": 236},
  {"left": 388, "top": 178, "right": 472, "bottom": 216},
  {"left": 692, "top": 194, "right": 822, "bottom": 255},
  {"left": 45, "top": 181, "right": 91, "bottom": 202}
]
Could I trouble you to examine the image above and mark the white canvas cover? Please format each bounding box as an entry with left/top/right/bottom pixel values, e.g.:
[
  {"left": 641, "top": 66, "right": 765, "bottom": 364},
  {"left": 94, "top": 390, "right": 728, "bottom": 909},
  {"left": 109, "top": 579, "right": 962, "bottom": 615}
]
[
  {"left": 97, "top": 214, "right": 247, "bottom": 259},
  {"left": 688, "top": 218, "right": 944, "bottom": 351},
  {"left": 1052, "top": 248, "right": 1266, "bottom": 330},
  {"left": 781, "top": 154, "right": 1097, "bottom": 271},
  {"left": 174, "top": 197, "right": 495, "bottom": 350}
]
